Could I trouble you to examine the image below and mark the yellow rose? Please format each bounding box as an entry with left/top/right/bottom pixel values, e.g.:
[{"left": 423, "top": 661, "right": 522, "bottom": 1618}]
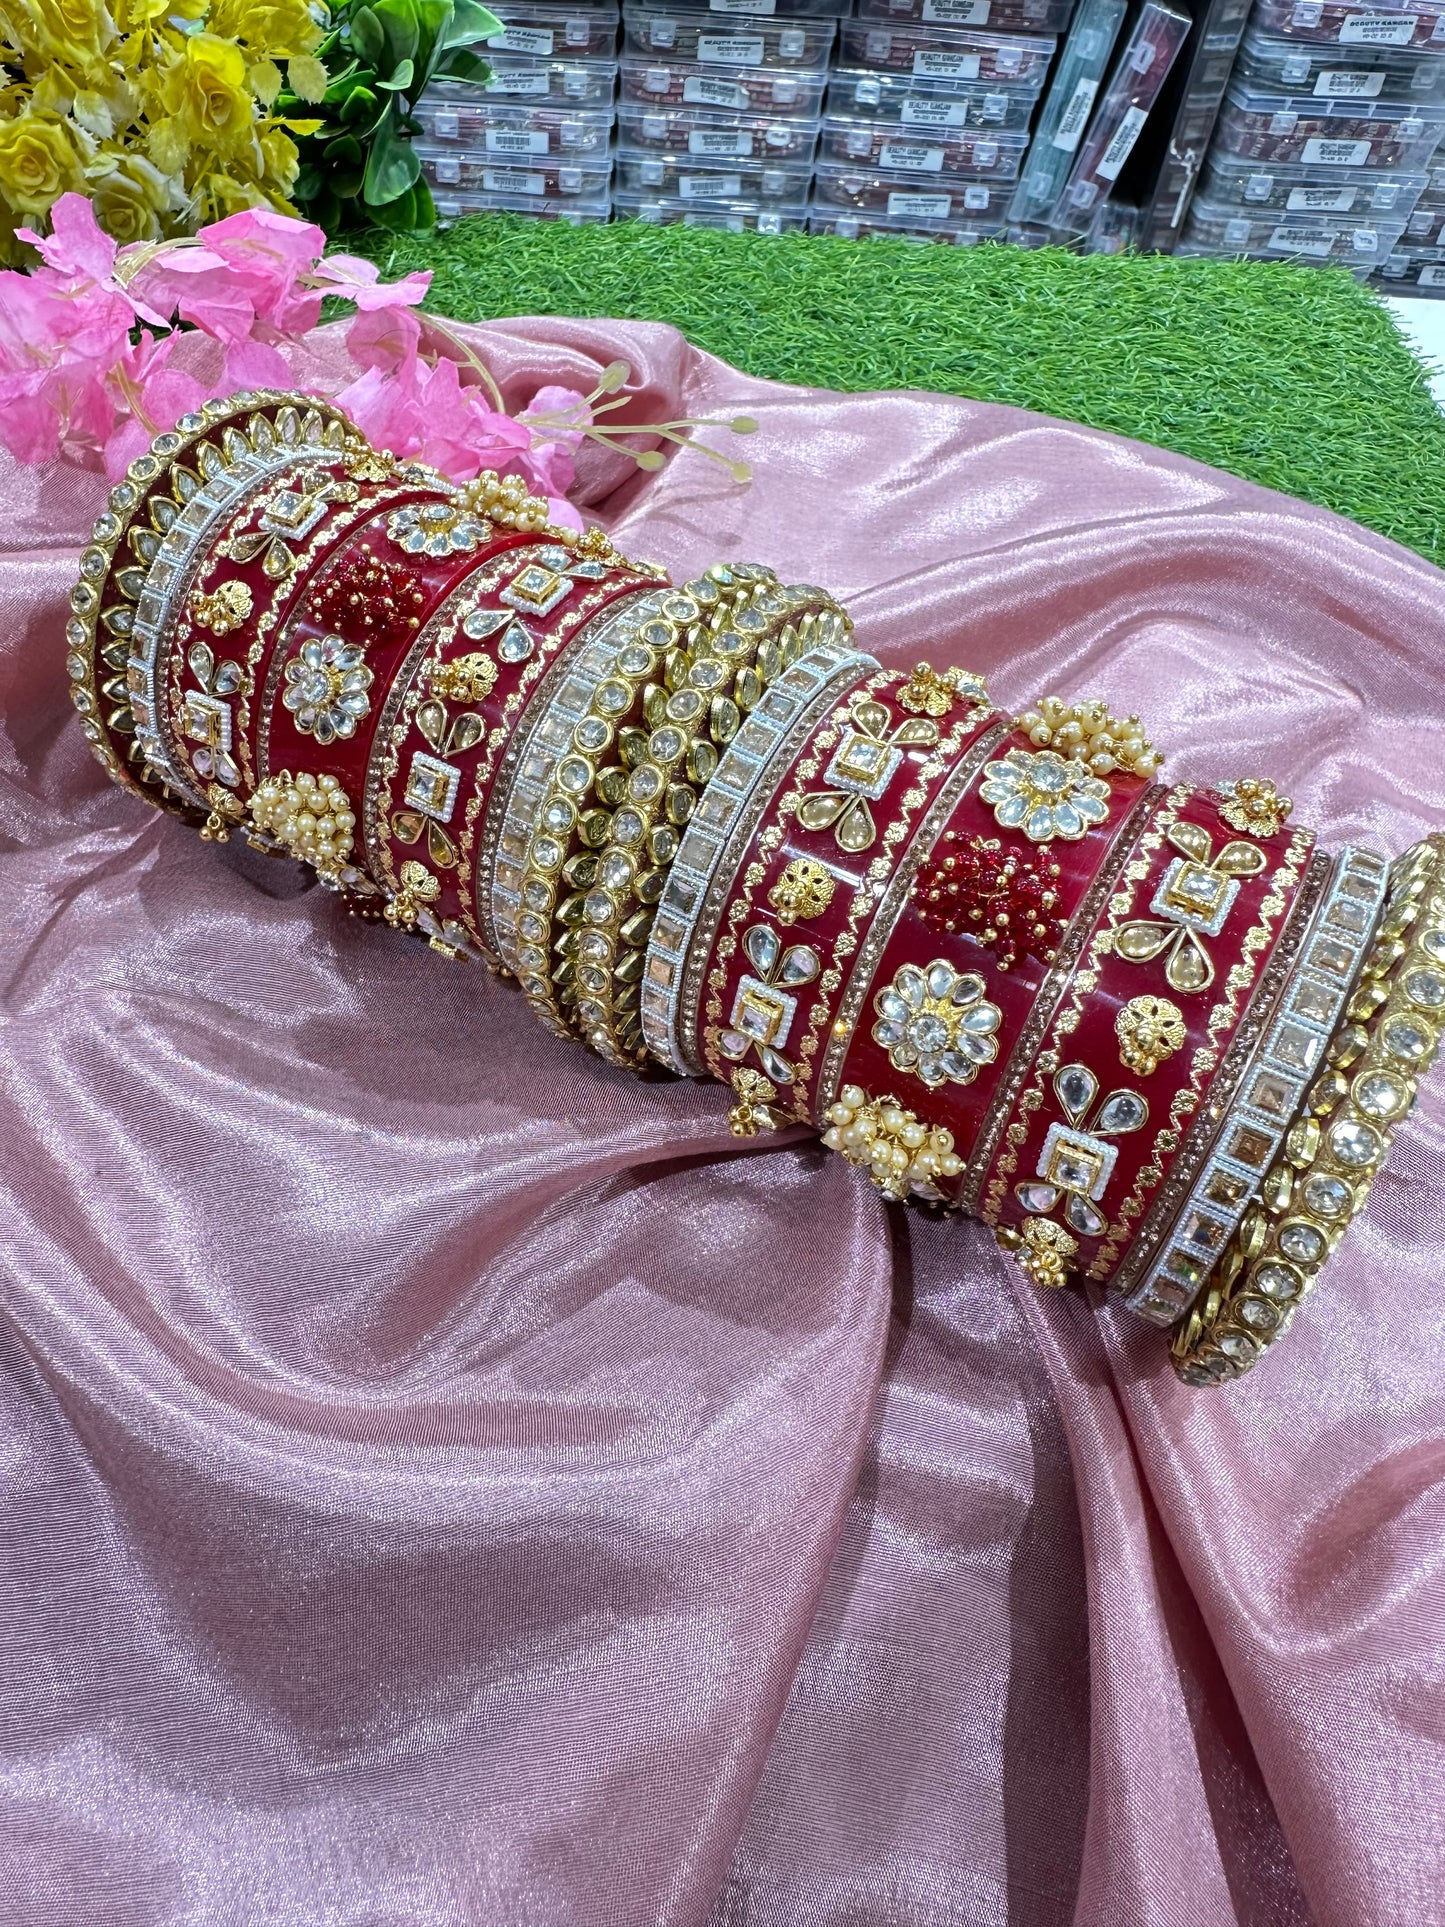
[
  {"left": 258, "top": 124, "right": 299, "bottom": 199},
  {"left": 15, "top": 0, "right": 116, "bottom": 76},
  {"left": 208, "top": 0, "right": 326, "bottom": 57},
  {"left": 86, "top": 148, "right": 186, "bottom": 242},
  {"left": 158, "top": 32, "right": 255, "bottom": 159},
  {"left": 192, "top": 166, "right": 265, "bottom": 222},
  {"left": 0, "top": 114, "right": 85, "bottom": 216}
]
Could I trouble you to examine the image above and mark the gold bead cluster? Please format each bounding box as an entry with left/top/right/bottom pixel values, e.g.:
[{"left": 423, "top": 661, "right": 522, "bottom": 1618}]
[
  {"left": 1017, "top": 695, "right": 1162, "bottom": 780},
  {"left": 821, "top": 1086, "right": 963, "bottom": 1202},
  {"left": 1173, "top": 834, "right": 1444, "bottom": 1385},
  {"left": 249, "top": 770, "right": 357, "bottom": 882}
]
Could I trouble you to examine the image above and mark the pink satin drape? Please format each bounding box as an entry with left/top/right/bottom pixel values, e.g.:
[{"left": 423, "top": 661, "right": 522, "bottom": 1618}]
[{"left": 1, "top": 317, "right": 1442, "bottom": 1927}]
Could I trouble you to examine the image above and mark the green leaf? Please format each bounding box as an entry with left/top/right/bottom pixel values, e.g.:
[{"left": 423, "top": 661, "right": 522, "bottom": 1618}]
[
  {"left": 294, "top": 163, "right": 323, "bottom": 200},
  {"left": 369, "top": 176, "right": 436, "bottom": 232},
  {"left": 434, "top": 45, "right": 490, "bottom": 81},
  {"left": 362, "top": 109, "right": 421, "bottom": 205},
  {"left": 375, "top": 55, "right": 415, "bottom": 89},
  {"left": 347, "top": 4, "right": 385, "bottom": 67},
  {"left": 411, "top": 0, "right": 452, "bottom": 85},
  {"left": 442, "top": 0, "right": 503, "bottom": 45},
  {"left": 321, "top": 58, "right": 361, "bottom": 101},
  {"left": 326, "top": 132, "right": 364, "bottom": 166},
  {"left": 376, "top": 0, "right": 421, "bottom": 71},
  {"left": 340, "top": 83, "right": 380, "bottom": 125}
]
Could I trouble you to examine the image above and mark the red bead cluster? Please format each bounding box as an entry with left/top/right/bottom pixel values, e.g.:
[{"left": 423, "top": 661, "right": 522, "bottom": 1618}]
[
  {"left": 912, "top": 833, "right": 1063, "bottom": 970},
  {"left": 310, "top": 546, "right": 427, "bottom": 647}
]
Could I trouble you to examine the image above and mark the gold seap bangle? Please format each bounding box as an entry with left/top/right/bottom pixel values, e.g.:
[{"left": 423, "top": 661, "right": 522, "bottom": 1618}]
[
  {"left": 515, "top": 566, "right": 768, "bottom": 1042},
  {"left": 1173, "top": 832, "right": 1445, "bottom": 1384}
]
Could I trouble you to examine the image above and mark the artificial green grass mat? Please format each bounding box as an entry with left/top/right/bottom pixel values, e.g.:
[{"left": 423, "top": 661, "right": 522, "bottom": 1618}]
[{"left": 358, "top": 216, "right": 1445, "bottom": 570}]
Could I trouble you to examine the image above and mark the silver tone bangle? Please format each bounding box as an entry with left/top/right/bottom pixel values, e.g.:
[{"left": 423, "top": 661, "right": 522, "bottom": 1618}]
[
  {"left": 642, "top": 637, "right": 874, "bottom": 1076},
  {"left": 812, "top": 714, "right": 1013, "bottom": 1121},
  {"left": 1123, "top": 844, "right": 1388, "bottom": 1325},
  {"left": 488, "top": 586, "right": 672, "bottom": 978},
  {"left": 130, "top": 439, "right": 337, "bottom": 810}
]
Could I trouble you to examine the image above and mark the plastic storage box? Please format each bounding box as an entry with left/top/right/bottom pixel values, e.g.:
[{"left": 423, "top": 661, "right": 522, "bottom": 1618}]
[
  {"left": 412, "top": 99, "right": 615, "bottom": 155},
  {"left": 617, "top": 100, "right": 820, "bottom": 157},
  {"left": 1212, "top": 80, "right": 1445, "bottom": 167},
  {"left": 431, "top": 189, "right": 612, "bottom": 219},
  {"left": 808, "top": 209, "right": 1007, "bottom": 238},
  {"left": 1180, "top": 191, "right": 1405, "bottom": 263},
  {"left": 812, "top": 158, "right": 1016, "bottom": 216},
  {"left": 486, "top": 1, "right": 620, "bottom": 59},
  {"left": 852, "top": 0, "right": 1073, "bottom": 31},
  {"left": 623, "top": 5, "right": 838, "bottom": 65},
  {"left": 1200, "top": 147, "right": 1427, "bottom": 211},
  {"left": 620, "top": 52, "right": 829, "bottom": 111},
  {"left": 827, "top": 68, "right": 1042, "bottom": 127},
  {"left": 1049, "top": 0, "right": 1192, "bottom": 232},
  {"left": 418, "top": 141, "right": 614, "bottom": 203},
  {"left": 1007, "top": 0, "right": 1128, "bottom": 223},
  {"left": 614, "top": 148, "right": 814, "bottom": 198},
  {"left": 838, "top": 20, "right": 1058, "bottom": 84},
  {"left": 614, "top": 187, "right": 809, "bottom": 225},
  {"left": 1404, "top": 199, "right": 1445, "bottom": 233},
  {"left": 818, "top": 114, "right": 1030, "bottom": 174},
  {"left": 1250, "top": 0, "right": 1445, "bottom": 49},
  {"left": 1234, "top": 23, "right": 1445, "bottom": 96},
  {"left": 1372, "top": 241, "right": 1445, "bottom": 283},
  {"left": 482, "top": 57, "right": 620, "bottom": 103}
]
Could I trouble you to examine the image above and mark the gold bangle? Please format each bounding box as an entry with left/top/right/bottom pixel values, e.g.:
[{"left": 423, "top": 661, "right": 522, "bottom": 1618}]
[
  {"left": 580, "top": 584, "right": 851, "bottom": 1066},
  {"left": 1173, "top": 832, "right": 1445, "bottom": 1384},
  {"left": 515, "top": 566, "right": 765, "bottom": 1041}
]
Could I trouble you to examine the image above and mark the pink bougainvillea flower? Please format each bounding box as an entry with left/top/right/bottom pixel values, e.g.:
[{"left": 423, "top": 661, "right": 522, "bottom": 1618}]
[
  {"left": 310, "top": 252, "right": 432, "bottom": 311},
  {"left": 15, "top": 192, "right": 117, "bottom": 287}
]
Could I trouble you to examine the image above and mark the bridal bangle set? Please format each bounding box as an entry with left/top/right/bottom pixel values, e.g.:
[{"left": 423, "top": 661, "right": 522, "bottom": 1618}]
[{"left": 69, "top": 390, "right": 1443, "bottom": 1388}]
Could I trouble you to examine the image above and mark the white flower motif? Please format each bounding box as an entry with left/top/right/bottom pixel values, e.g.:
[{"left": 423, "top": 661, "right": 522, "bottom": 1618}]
[
  {"left": 871, "top": 959, "right": 1002, "bottom": 1088},
  {"left": 282, "top": 633, "right": 373, "bottom": 746},
  {"left": 386, "top": 499, "right": 489, "bottom": 557},
  {"left": 979, "top": 747, "right": 1111, "bottom": 844}
]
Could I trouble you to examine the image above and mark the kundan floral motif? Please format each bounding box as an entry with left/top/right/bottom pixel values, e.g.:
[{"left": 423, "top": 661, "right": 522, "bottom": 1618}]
[
  {"left": 1115, "top": 820, "right": 1268, "bottom": 994},
  {"left": 797, "top": 694, "right": 939, "bottom": 853},
  {"left": 282, "top": 634, "right": 373, "bottom": 746},
  {"left": 979, "top": 748, "right": 1112, "bottom": 845},
  {"left": 718, "top": 923, "right": 821, "bottom": 1085},
  {"left": 1013, "top": 1062, "right": 1150, "bottom": 1242},
  {"left": 386, "top": 500, "right": 491, "bottom": 559},
  {"left": 872, "top": 960, "right": 1003, "bottom": 1089}
]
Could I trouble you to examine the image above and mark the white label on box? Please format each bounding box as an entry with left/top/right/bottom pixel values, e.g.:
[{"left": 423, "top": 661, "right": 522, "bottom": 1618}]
[
  {"left": 902, "top": 96, "right": 969, "bottom": 126},
  {"left": 685, "top": 74, "right": 750, "bottom": 106},
  {"left": 483, "top": 168, "right": 546, "bottom": 193},
  {"left": 1315, "top": 66, "right": 1386, "bottom": 93},
  {"left": 711, "top": 0, "right": 776, "bottom": 12},
  {"left": 1287, "top": 182, "right": 1357, "bottom": 208},
  {"left": 698, "top": 33, "right": 766, "bottom": 61},
  {"left": 1267, "top": 225, "right": 1335, "bottom": 253},
  {"left": 492, "top": 24, "right": 553, "bottom": 53},
  {"left": 487, "top": 68, "right": 550, "bottom": 94},
  {"left": 913, "top": 50, "right": 982, "bottom": 76},
  {"left": 1420, "top": 263, "right": 1445, "bottom": 283},
  {"left": 923, "top": 0, "right": 991, "bottom": 21},
  {"left": 1338, "top": 10, "right": 1417, "bottom": 40},
  {"left": 887, "top": 189, "right": 952, "bottom": 215},
  {"left": 962, "top": 182, "right": 990, "bottom": 208},
  {"left": 1302, "top": 136, "right": 1372, "bottom": 162},
  {"left": 486, "top": 127, "right": 550, "bottom": 154},
  {"left": 880, "top": 141, "right": 946, "bottom": 169},
  {"left": 1051, "top": 76, "right": 1099, "bottom": 152},
  {"left": 679, "top": 171, "right": 743, "bottom": 196},
  {"left": 1095, "top": 103, "right": 1148, "bottom": 180},
  {"left": 690, "top": 128, "right": 754, "bottom": 154}
]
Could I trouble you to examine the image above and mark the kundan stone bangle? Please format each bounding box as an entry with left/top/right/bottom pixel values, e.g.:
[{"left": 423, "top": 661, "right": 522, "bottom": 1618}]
[{"left": 69, "top": 388, "right": 1440, "bottom": 1390}]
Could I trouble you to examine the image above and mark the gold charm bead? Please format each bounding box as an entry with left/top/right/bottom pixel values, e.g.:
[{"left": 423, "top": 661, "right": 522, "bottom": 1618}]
[
  {"left": 430, "top": 653, "right": 499, "bottom": 705},
  {"left": 998, "top": 1217, "right": 1079, "bottom": 1290},
  {"left": 1173, "top": 834, "right": 1445, "bottom": 1385},
  {"left": 1016, "top": 694, "right": 1161, "bottom": 780},
  {"left": 385, "top": 859, "right": 442, "bottom": 930},
  {"left": 727, "top": 1068, "right": 785, "bottom": 1136},
  {"left": 249, "top": 770, "right": 358, "bottom": 883},
  {"left": 821, "top": 1085, "right": 962, "bottom": 1202},
  {"left": 898, "top": 662, "right": 989, "bottom": 717},
  {"left": 1218, "top": 777, "right": 1292, "bottom": 839},
  {"left": 191, "top": 579, "right": 254, "bottom": 636},
  {"left": 768, "top": 856, "right": 837, "bottom": 926},
  {"left": 1116, "top": 994, "right": 1187, "bottom": 1076}
]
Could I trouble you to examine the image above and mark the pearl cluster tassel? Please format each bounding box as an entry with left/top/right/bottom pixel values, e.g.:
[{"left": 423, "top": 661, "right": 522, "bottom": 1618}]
[
  {"left": 822, "top": 1085, "right": 963, "bottom": 1203},
  {"left": 249, "top": 770, "right": 357, "bottom": 882},
  {"left": 1017, "top": 695, "right": 1162, "bottom": 780}
]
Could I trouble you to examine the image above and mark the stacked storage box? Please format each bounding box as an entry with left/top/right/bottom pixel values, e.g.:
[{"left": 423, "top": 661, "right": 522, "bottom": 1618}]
[
  {"left": 1378, "top": 126, "right": 1445, "bottom": 285},
  {"left": 1179, "top": 0, "right": 1445, "bottom": 274},
  {"left": 810, "top": 3, "right": 1065, "bottom": 240},
  {"left": 413, "top": 2, "right": 621, "bottom": 221},
  {"left": 615, "top": 0, "right": 843, "bottom": 230}
]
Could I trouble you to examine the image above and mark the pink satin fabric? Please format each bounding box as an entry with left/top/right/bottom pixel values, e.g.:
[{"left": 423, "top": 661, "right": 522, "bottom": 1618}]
[{"left": 2, "top": 318, "right": 1442, "bottom": 1927}]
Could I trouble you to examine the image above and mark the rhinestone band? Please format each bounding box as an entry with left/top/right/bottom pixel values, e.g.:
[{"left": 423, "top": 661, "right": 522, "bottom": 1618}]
[
  {"left": 1173, "top": 835, "right": 1442, "bottom": 1383},
  {"left": 642, "top": 638, "right": 874, "bottom": 1076},
  {"left": 1122, "top": 846, "right": 1387, "bottom": 1324}
]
